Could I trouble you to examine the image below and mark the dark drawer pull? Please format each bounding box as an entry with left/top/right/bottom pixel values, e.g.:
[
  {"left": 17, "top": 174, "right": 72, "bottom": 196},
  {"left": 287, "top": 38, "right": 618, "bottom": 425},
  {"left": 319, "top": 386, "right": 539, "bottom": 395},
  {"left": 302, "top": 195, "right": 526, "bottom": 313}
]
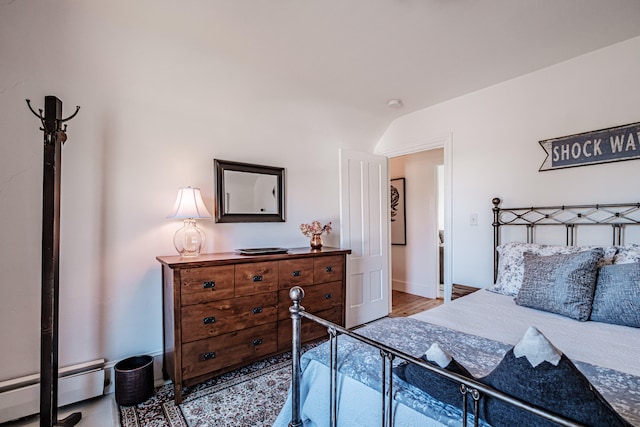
[
  {"left": 252, "top": 338, "right": 263, "bottom": 346},
  {"left": 325, "top": 266, "right": 333, "bottom": 273},
  {"left": 202, "top": 351, "right": 216, "bottom": 361},
  {"left": 292, "top": 270, "right": 301, "bottom": 277},
  {"left": 325, "top": 293, "right": 333, "bottom": 299},
  {"left": 202, "top": 281, "right": 215, "bottom": 289},
  {"left": 203, "top": 316, "right": 216, "bottom": 325},
  {"left": 252, "top": 275, "right": 263, "bottom": 282},
  {"left": 252, "top": 306, "right": 263, "bottom": 314}
]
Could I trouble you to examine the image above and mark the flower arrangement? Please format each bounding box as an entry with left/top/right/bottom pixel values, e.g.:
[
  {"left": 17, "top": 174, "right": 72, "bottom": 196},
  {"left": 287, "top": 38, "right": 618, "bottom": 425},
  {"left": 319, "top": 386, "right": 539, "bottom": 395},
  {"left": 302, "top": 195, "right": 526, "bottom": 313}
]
[{"left": 300, "top": 220, "right": 332, "bottom": 237}]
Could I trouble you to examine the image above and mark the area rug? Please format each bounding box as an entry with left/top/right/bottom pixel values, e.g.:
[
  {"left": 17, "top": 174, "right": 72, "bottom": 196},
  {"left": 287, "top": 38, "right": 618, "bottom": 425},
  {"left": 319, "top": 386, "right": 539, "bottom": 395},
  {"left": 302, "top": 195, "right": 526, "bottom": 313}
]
[{"left": 119, "top": 345, "right": 315, "bottom": 427}]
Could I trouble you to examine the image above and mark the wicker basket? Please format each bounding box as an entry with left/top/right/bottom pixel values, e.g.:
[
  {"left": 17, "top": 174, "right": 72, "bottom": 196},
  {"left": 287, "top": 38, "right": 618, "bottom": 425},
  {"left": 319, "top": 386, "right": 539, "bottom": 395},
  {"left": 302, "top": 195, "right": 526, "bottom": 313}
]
[{"left": 114, "top": 355, "right": 154, "bottom": 406}]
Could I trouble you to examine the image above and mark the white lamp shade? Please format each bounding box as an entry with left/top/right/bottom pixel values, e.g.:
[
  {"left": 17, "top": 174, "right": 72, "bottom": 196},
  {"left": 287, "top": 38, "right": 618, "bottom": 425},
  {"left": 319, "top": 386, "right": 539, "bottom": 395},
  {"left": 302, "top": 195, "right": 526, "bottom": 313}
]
[{"left": 167, "top": 187, "right": 212, "bottom": 219}]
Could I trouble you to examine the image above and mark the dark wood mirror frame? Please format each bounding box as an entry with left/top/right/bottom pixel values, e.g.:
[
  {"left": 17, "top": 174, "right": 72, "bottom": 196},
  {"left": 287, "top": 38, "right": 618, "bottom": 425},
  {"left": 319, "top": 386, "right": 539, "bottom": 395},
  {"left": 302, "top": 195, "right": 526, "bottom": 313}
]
[{"left": 214, "top": 159, "right": 285, "bottom": 223}]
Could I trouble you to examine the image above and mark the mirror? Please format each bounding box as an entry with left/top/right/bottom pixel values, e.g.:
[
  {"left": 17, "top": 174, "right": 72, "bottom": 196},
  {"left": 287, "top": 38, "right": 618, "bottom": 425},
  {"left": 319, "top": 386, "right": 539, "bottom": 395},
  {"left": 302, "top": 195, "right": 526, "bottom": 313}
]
[{"left": 214, "top": 159, "right": 285, "bottom": 223}]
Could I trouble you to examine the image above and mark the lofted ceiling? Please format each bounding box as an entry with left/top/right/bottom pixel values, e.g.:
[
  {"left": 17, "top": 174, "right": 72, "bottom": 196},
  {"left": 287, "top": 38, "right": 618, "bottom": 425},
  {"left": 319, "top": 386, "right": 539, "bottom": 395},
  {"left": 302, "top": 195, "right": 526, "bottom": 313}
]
[{"left": 85, "top": 0, "right": 640, "bottom": 121}]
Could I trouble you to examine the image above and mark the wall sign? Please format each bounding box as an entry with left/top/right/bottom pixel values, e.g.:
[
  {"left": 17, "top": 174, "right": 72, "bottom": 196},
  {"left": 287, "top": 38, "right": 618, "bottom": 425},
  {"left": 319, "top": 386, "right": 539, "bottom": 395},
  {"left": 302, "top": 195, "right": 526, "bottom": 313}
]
[{"left": 539, "top": 121, "right": 640, "bottom": 171}]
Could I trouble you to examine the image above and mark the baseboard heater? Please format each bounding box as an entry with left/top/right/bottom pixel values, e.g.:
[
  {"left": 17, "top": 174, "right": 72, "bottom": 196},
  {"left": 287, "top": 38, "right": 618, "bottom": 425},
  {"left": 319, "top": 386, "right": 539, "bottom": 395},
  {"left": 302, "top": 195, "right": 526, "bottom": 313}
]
[{"left": 0, "top": 359, "right": 105, "bottom": 424}]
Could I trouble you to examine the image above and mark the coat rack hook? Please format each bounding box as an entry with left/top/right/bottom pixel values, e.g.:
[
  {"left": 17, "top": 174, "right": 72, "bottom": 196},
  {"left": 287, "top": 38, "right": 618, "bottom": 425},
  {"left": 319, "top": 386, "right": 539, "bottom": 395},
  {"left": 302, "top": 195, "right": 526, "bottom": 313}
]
[
  {"left": 26, "top": 99, "right": 44, "bottom": 119},
  {"left": 26, "top": 99, "right": 80, "bottom": 123},
  {"left": 60, "top": 106, "right": 81, "bottom": 123}
]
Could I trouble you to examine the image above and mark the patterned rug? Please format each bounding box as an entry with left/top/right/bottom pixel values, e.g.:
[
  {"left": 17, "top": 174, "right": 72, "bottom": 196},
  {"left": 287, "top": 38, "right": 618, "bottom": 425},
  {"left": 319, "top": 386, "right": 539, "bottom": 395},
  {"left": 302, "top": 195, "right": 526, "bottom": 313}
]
[{"left": 119, "top": 347, "right": 313, "bottom": 427}]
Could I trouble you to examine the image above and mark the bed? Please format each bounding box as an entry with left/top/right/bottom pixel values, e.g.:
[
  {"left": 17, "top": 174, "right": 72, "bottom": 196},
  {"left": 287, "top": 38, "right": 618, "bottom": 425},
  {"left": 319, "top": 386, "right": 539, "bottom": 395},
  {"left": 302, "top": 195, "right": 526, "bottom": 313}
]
[{"left": 274, "top": 198, "right": 640, "bottom": 427}]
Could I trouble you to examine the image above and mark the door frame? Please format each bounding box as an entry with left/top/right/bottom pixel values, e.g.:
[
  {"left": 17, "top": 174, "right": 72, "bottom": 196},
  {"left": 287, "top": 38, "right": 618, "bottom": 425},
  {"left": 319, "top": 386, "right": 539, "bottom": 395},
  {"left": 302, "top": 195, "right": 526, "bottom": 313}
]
[{"left": 375, "top": 133, "right": 454, "bottom": 302}]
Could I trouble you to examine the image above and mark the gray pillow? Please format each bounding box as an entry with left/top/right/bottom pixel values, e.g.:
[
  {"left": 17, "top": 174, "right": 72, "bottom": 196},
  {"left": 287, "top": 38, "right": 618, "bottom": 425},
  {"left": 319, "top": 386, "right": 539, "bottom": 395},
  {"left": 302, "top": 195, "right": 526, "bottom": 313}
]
[
  {"left": 515, "top": 249, "right": 604, "bottom": 321},
  {"left": 394, "top": 353, "right": 474, "bottom": 410},
  {"left": 590, "top": 262, "right": 640, "bottom": 328},
  {"left": 488, "top": 243, "right": 616, "bottom": 297}
]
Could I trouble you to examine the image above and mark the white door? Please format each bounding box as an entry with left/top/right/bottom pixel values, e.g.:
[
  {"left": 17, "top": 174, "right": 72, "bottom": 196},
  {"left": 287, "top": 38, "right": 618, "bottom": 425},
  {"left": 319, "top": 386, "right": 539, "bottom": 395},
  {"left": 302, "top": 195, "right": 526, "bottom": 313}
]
[{"left": 339, "top": 149, "right": 390, "bottom": 328}]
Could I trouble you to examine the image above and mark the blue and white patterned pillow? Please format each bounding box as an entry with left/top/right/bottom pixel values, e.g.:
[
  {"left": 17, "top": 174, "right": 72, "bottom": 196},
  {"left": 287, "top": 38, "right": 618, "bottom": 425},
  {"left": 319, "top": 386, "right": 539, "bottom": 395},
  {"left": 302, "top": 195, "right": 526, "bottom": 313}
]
[
  {"left": 613, "top": 244, "right": 640, "bottom": 264},
  {"left": 488, "top": 242, "right": 542, "bottom": 296},
  {"left": 591, "top": 262, "right": 640, "bottom": 328}
]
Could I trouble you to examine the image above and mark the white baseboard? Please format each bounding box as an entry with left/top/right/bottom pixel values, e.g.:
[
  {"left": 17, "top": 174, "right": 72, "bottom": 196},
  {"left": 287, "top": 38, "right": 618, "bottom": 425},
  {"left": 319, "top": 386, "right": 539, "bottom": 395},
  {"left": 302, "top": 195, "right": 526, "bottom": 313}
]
[
  {"left": 0, "top": 360, "right": 105, "bottom": 424},
  {"left": 0, "top": 352, "right": 169, "bottom": 423},
  {"left": 392, "top": 279, "right": 437, "bottom": 299}
]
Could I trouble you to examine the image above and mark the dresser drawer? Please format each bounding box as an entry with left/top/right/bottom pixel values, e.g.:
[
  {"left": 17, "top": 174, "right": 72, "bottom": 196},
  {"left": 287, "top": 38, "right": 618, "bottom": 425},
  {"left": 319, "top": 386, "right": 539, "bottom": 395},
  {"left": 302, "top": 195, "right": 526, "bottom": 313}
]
[
  {"left": 180, "top": 265, "right": 235, "bottom": 305},
  {"left": 182, "top": 323, "right": 277, "bottom": 381},
  {"left": 313, "top": 255, "right": 344, "bottom": 284},
  {"left": 278, "top": 258, "right": 314, "bottom": 289},
  {"left": 278, "top": 305, "right": 343, "bottom": 351},
  {"left": 235, "top": 261, "right": 278, "bottom": 296},
  {"left": 277, "top": 280, "right": 343, "bottom": 321},
  {"left": 181, "top": 293, "right": 277, "bottom": 343}
]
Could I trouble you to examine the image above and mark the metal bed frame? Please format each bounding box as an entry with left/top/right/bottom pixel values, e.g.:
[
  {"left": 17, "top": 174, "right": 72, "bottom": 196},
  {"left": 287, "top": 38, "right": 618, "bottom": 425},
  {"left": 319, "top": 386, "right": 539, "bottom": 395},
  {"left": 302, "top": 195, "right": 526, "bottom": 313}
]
[
  {"left": 286, "top": 197, "right": 640, "bottom": 427},
  {"left": 492, "top": 197, "right": 640, "bottom": 282}
]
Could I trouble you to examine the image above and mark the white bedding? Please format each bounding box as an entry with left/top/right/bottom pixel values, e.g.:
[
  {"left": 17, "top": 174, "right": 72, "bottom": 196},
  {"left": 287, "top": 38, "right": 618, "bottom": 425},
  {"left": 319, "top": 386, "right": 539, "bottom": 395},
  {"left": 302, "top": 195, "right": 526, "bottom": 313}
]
[{"left": 411, "top": 289, "right": 640, "bottom": 376}]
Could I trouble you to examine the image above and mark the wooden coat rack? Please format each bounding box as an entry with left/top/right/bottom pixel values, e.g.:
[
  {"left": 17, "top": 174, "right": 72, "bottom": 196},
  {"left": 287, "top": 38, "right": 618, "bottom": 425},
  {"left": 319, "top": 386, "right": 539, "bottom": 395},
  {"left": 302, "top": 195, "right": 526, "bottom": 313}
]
[{"left": 27, "top": 96, "right": 81, "bottom": 427}]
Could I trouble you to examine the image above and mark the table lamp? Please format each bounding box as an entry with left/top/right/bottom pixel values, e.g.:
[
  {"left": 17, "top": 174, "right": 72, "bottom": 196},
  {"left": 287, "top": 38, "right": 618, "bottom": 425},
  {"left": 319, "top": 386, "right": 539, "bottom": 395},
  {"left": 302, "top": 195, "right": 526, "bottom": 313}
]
[{"left": 167, "top": 186, "right": 212, "bottom": 257}]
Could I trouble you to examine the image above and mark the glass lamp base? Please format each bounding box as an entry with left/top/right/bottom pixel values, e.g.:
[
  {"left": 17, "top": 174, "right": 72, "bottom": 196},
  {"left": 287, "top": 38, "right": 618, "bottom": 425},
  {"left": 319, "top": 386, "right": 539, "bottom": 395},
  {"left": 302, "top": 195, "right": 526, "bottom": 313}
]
[{"left": 173, "top": 219, "right": 206, "bottom": 257}]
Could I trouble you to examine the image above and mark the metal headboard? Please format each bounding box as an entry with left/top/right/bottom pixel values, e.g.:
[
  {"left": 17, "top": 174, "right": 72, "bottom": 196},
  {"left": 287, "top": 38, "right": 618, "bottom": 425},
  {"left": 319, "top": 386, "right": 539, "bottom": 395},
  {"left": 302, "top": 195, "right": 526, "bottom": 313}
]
[{"left": 492, "top": 197, "right": 640, "bottom": 283}]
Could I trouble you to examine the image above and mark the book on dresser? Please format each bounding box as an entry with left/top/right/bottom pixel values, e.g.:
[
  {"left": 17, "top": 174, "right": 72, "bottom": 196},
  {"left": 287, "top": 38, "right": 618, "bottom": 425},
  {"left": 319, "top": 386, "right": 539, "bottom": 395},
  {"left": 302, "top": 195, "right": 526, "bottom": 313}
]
[{"left": 156, "top": 247, "right": 351, "bottom": 403}]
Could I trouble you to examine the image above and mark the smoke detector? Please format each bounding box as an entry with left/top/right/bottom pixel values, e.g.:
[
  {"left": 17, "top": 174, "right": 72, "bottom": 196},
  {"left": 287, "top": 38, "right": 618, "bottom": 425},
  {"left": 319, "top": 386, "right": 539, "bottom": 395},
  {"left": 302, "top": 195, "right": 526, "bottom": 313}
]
[{"left": 387, "top": 99, "right": 404, "bottom": 109}]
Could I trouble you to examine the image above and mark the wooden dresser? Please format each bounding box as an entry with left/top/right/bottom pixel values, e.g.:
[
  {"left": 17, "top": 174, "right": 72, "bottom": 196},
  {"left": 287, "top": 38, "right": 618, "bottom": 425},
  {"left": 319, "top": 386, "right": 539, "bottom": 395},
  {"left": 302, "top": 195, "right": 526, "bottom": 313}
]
[{"left": 156, "top": 247, "right": 350, "bottom": 403}]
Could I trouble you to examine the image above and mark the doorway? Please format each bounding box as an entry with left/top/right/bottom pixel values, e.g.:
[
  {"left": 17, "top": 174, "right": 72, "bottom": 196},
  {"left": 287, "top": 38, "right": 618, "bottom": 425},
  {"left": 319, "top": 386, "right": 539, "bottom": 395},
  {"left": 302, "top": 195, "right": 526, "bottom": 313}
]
[
  {"left": 339, "top": 135, "right": 452, "bottom": 327},
  {"left": 389, "top": 148, "right": 444, "bottom": 302}
]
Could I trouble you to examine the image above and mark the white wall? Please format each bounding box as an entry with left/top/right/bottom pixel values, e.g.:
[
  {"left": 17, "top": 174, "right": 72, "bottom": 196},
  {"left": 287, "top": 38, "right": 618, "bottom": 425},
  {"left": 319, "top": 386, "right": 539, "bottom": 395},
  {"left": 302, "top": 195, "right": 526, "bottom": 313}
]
[
  {"left": 390, "top": 150, "right": 444, "bottom": 298},
  {"left": 3, "top": 2, "right": 639, "bottom": 387},
  {"left": 377, "top": 36, "right": 640, "bottom": 288},
  {"left": 0, "top": 2, "right": 381, "bottom": 382}
]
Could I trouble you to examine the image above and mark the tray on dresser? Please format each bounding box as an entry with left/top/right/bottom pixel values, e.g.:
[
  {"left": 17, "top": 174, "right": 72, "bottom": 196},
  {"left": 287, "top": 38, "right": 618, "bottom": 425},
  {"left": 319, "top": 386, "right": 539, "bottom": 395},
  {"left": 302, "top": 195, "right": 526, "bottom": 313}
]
[{"left": 236, "top": 247, "right": 289, "bottom": 255}]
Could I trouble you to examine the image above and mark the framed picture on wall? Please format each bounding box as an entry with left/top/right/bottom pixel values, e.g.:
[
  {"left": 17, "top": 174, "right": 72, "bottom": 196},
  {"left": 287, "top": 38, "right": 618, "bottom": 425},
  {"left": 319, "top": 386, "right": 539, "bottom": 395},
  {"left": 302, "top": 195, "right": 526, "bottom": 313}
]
[{"left": 390, "top": 178, "right": 406, "bottom": 245}]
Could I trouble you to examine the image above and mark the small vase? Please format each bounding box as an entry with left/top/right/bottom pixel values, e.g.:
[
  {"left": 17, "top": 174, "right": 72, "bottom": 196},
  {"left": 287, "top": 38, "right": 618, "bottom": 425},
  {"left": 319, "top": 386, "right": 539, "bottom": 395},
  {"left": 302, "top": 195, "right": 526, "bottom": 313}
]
[{"left": 310, "top": 234, "right": 323, "bottom": 249}]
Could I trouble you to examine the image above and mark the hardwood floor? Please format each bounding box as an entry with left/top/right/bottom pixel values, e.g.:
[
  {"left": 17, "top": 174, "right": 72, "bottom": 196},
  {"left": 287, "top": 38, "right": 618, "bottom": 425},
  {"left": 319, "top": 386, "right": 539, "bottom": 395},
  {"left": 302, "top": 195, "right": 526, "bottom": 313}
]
[
  {"left": 390, "top": 284, "right": 479, "bottom": 317},
  {"left": 390, "top": 290, "right": 442, "bottom": 317},
  {"left": 451, "top": 283, "right": 478, "bottom": 300}
]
